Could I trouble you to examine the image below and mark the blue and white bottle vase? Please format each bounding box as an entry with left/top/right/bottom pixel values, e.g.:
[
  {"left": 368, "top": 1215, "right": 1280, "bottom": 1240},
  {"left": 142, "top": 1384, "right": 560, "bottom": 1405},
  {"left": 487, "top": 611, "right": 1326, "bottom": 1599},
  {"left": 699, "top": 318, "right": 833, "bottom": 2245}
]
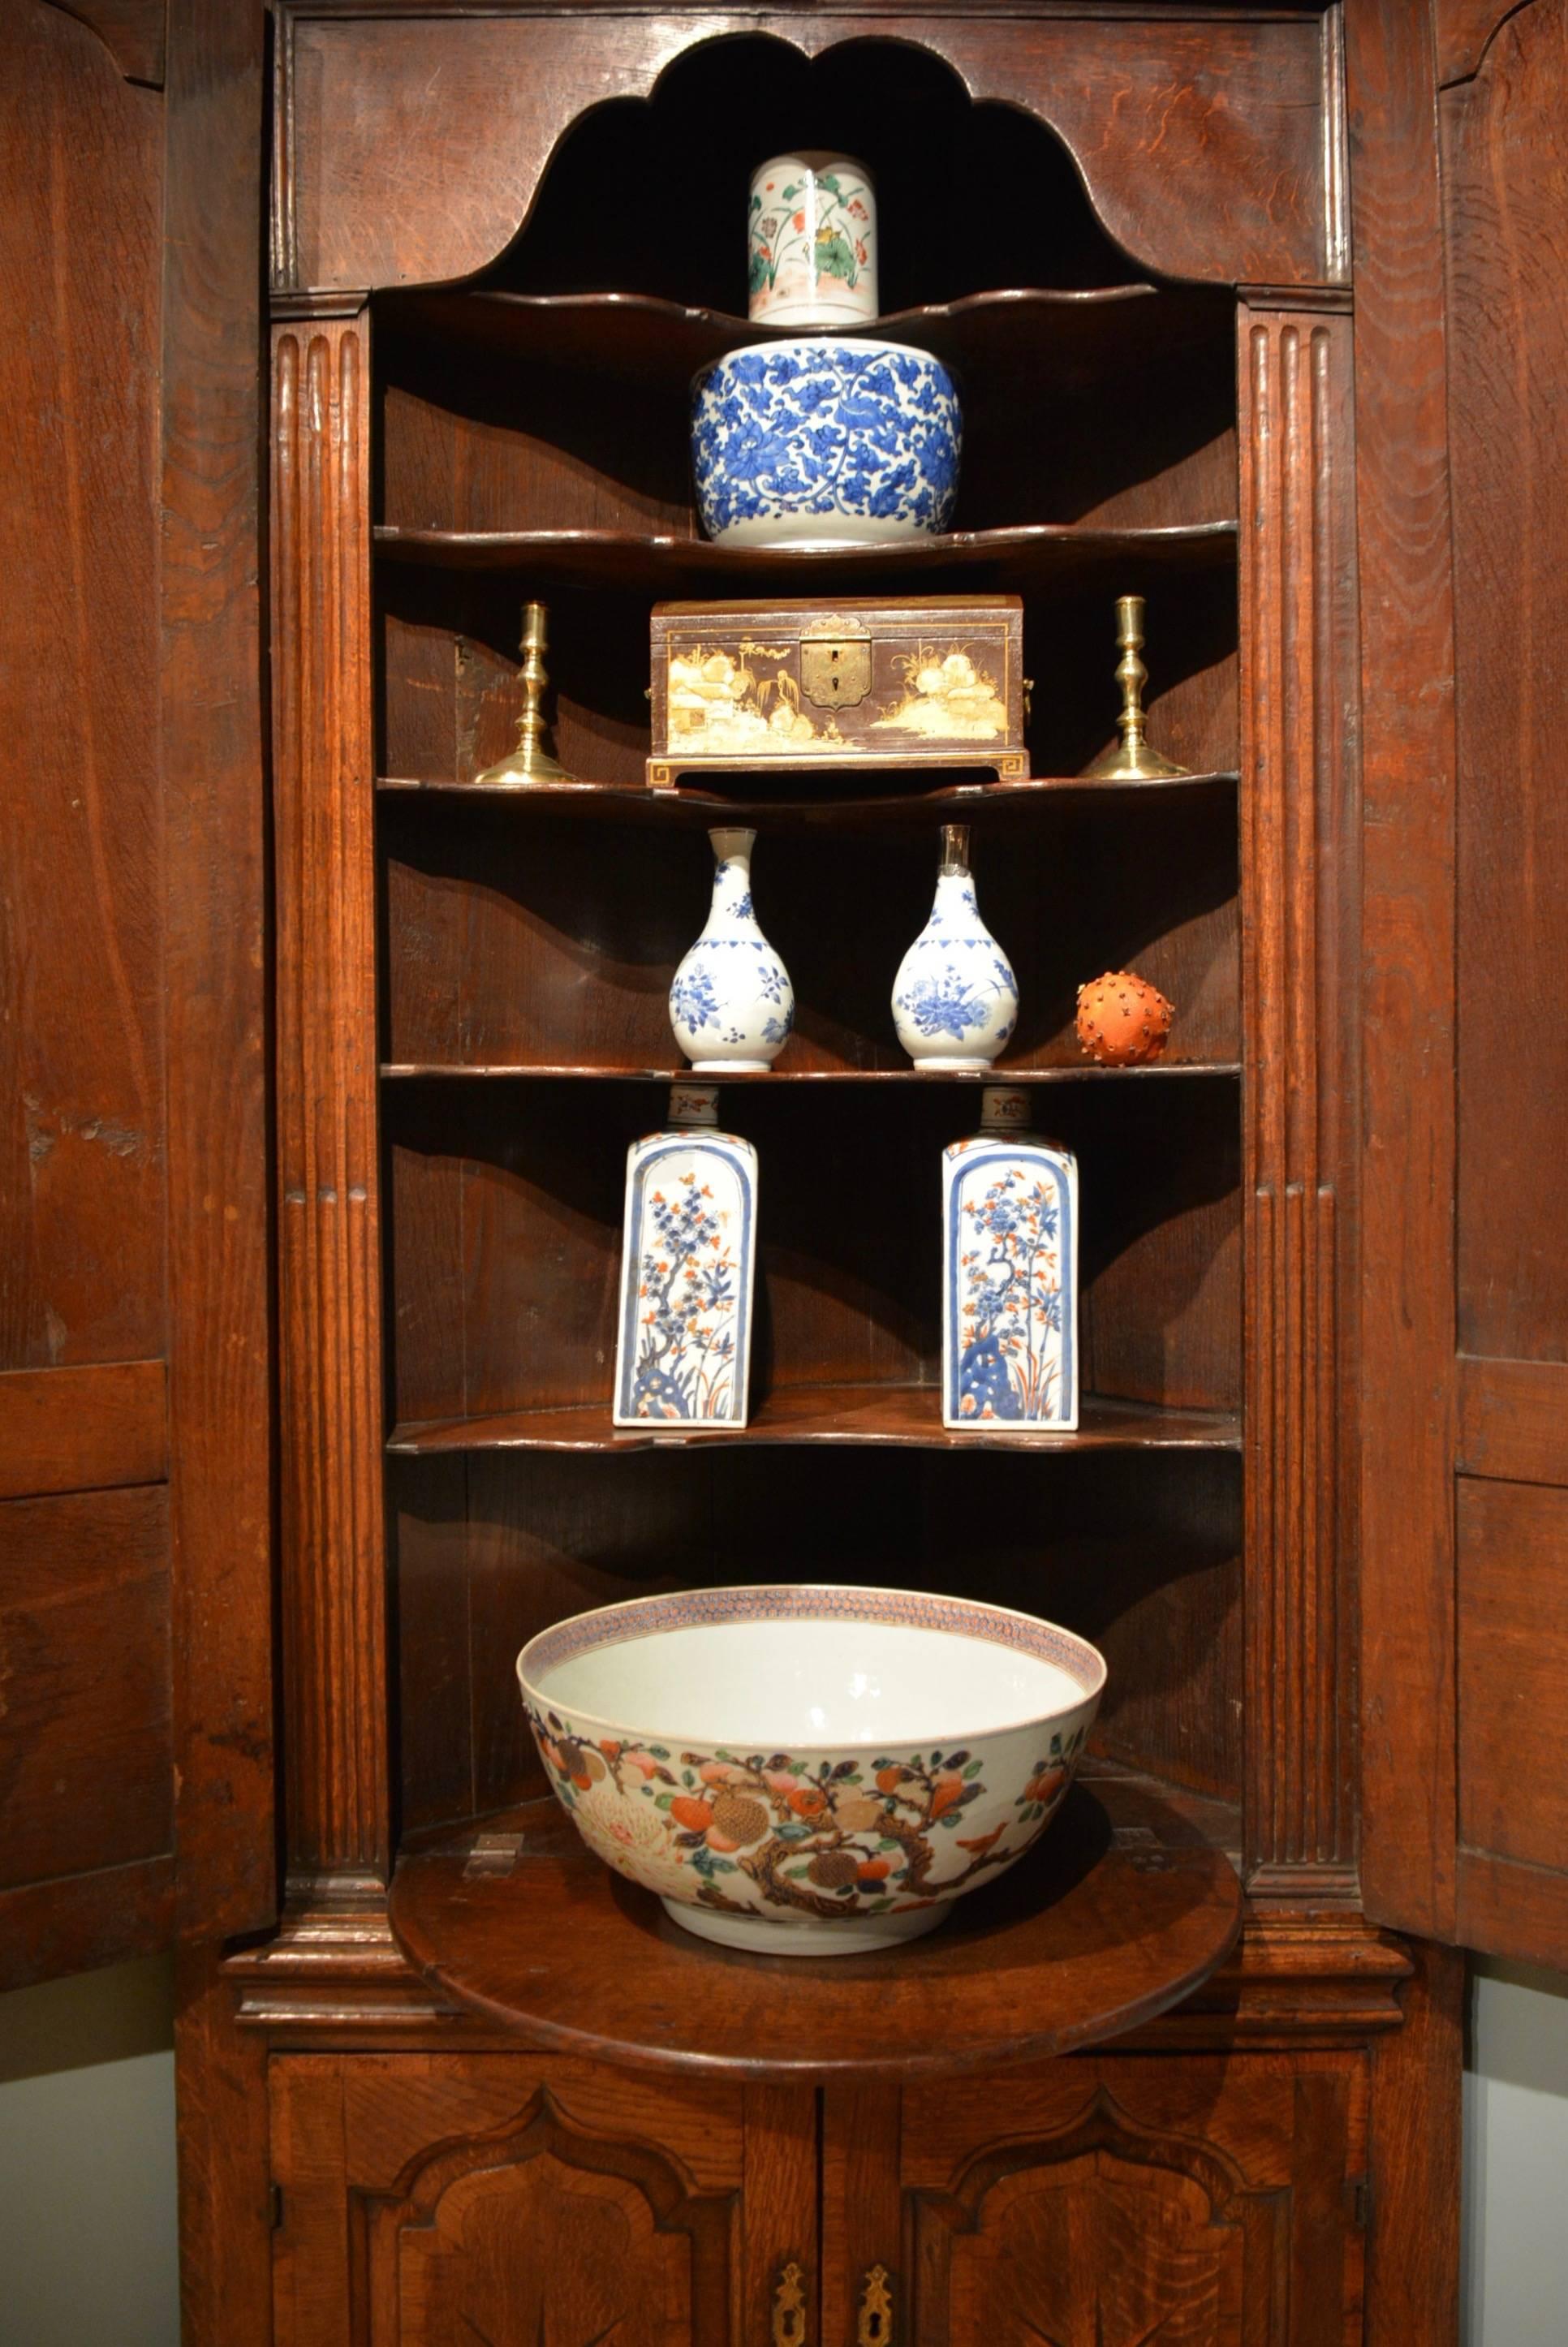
[
  {"left": 943, "top": 1086, "right": 1078, "bottom": 1432},
  {"left": 614, "top": 1085, "right": 758, "bottom": 1428},
  {"left": 670, "top": 827, "right": 795, "bottom": 1074},
  {"left": 892, "top": 824, "right": 1019, "bottom": 1071}
]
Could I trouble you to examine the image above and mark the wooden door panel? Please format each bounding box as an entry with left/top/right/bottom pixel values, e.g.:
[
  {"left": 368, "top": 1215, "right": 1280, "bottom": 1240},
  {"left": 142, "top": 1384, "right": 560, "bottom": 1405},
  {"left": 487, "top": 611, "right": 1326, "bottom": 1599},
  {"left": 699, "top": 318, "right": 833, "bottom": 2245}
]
[
  {"left": 270, "top": 2054, "right": 797, "bottom": 2347},
  {"left": 1432, "top": 0, "right": 1568, "bottom": 1965},
  {"left": 0, "top": 1487, "right": 171, "bottom": 1895},
  {"left": 893, "top": 2056, "right": 1365, "bottom": 2347},
  {"left": 0, "top": 0, "right": 274, "bottom": 1983}
]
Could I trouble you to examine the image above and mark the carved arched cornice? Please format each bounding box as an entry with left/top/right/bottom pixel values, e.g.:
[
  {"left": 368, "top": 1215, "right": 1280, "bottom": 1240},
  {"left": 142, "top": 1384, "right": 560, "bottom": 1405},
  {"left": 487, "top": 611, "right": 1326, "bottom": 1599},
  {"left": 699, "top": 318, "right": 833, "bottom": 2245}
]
[
  {"left": 273, "top": 4, "right": 1337, "bottom": 297},
  {"left": 38, "top": 0, "right": 163, "bottom": 87}
]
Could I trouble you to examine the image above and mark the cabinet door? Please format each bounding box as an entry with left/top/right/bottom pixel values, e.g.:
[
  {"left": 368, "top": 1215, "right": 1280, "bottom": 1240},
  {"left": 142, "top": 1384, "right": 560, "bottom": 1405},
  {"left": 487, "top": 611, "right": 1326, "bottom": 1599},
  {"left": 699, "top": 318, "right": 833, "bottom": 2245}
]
[
  {"left": 0, "top": 0, "right": 271, "bottom": 1984},
  {"left": 269, "top": 2055, "right": 815, "bottom": 2347},
  {"left": 856, "top": 2055, "right": 1366, "bottom": 2347},
  {"left": 1352, "top": 0, "right": 1568, "bottom": 1965}
]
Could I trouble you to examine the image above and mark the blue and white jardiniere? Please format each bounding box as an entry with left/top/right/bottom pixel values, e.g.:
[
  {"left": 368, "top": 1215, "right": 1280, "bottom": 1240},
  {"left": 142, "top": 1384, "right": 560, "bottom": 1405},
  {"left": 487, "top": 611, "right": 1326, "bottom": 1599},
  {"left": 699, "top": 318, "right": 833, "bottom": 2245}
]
[
  {"left": 892, "top": 824, "right": 1019, "bottom": 1071},
  {"left": 691, "top": 337, "right": 961, "bottom": 549},
  {"left": 943, "top": 1087, "right": 1079, "bottom": 1432},
  {"left": 670, "top": 827, "right": 795, "bottom": 1074},
  {"left": 614, "top": 1087, "right": 758, "bottom": 1429}
]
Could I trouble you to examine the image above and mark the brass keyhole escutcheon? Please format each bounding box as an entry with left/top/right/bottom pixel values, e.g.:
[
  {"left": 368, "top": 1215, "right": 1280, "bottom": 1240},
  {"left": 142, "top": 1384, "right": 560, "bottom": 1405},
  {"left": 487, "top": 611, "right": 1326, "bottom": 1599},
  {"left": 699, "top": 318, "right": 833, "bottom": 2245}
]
[
  {"left": 773, "top": 2259, "right": 808, "bottom": 2347},
  {"left": 799, "top": 629, "right": 872, "bottom": 710},
  {"left": 857, "top": 2263, "right": 894, "bottom": 2345}
]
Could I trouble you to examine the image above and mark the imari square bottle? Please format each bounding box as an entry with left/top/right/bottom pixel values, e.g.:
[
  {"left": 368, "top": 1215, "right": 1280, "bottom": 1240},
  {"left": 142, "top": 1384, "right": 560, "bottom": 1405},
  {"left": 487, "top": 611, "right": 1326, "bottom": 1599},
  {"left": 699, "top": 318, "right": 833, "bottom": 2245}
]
[
  {"left": 943, "top": 1086, "right": 1079, "bottom": 1432},
  {"left": 613, "top": 1085, "right": 758, "bottom": 1428}
]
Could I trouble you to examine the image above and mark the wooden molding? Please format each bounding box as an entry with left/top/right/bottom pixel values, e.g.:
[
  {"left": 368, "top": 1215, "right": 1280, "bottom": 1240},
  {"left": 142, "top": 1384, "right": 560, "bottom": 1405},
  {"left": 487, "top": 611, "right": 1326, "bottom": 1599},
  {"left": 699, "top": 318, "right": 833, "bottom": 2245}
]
[
  {"left": 1345, "top": 0, "right": 1461, "bottom": 1946},
  {"left": 271, "top": 312, "right": 390, "bottom": 1888},
  {"left": 1238, "top": 301, "right": 1359, "bottom": 1888},
  {"left": 162, "top": 0, "right": 274, "bottom": 1948},
  {"left": 39, "top": 0, "right": 164, "bottom": 87}
]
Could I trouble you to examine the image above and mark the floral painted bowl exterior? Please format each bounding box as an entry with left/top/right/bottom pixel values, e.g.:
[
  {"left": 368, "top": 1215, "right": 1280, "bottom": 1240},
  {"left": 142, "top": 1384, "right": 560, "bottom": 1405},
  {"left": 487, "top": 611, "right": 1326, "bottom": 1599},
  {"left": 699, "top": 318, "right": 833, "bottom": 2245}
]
[
  {"left": 691, "top": 338, "right": 961, "bottom": 550},
  {"left": 517, "top": 1586, "right": 1104, "bottom": 1956}
]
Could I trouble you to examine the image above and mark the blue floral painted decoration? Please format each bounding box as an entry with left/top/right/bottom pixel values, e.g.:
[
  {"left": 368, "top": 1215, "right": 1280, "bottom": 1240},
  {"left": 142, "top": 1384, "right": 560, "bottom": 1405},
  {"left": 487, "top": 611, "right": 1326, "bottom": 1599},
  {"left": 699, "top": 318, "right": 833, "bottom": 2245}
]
[{"left": 691, "top": 337, "right": 961, "bottom": 547}]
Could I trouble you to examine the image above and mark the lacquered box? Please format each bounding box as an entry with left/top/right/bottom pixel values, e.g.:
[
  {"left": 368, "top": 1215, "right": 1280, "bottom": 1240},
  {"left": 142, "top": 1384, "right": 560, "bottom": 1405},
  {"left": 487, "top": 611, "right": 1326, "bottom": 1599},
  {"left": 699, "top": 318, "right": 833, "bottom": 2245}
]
[{"left": 648, "top": 595, "right": 1028, "bottom": 788}]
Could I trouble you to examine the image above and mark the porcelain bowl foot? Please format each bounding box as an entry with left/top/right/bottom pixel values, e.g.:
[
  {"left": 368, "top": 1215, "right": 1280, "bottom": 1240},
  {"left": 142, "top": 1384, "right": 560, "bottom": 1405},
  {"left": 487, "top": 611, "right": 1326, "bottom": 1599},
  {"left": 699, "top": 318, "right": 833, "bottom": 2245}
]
[{"left": 661, "top": 1898, "right": 947, "bottom": 1957}]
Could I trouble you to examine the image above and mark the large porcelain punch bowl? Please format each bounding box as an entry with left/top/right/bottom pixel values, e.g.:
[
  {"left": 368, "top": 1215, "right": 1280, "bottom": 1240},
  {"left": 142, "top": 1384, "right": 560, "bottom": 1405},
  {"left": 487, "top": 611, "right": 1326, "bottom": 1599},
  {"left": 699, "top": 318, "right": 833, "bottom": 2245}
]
[
  {"left": 691, "top": 338, "right": 962, "bottom": 549},
  {"left": 517, "top": 1587, "right": 1105, "bottom": 1955}
]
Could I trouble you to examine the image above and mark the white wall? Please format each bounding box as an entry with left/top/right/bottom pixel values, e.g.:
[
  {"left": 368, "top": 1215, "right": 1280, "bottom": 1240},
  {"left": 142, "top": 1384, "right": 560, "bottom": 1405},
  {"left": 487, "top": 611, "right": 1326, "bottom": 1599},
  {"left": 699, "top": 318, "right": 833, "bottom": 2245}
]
[
  {"left": 0, "top": 1956, "right": 179, "bottom": 2347},
  {"left": 0, "top": 1949, "right": 1564, "bottom": 2342},
  {"left": 1463, "top": 1957, "right": 1568, "bottom": 2346}
]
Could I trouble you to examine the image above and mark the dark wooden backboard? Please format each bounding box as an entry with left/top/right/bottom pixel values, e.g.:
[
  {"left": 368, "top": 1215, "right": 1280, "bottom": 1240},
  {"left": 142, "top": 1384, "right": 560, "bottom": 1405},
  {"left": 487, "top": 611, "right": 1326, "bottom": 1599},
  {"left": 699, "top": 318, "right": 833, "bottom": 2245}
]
[{"left": 0, "top": 0, "right": 273, "bottom": 1987}]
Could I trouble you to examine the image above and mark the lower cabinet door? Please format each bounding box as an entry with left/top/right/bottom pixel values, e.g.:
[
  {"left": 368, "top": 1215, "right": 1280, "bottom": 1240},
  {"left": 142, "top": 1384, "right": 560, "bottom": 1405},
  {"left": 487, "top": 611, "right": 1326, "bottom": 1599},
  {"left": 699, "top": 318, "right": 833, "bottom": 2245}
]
[
  {"left": 269, "top": 2054, "right": 815, "bottom": 2347},
  {"left": 829, "top": 2053, "right": 1368, "bottom": 2347}
]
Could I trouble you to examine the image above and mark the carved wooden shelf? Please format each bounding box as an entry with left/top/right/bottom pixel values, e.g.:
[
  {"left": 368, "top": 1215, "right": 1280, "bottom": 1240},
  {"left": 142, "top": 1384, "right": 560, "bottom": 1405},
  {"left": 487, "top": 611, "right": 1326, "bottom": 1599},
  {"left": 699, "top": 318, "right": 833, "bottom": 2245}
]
[
  {"left": 375, "top": 283, "right": 1235, "bottom": 394},
  {"left": 377, "top": 770, "right": 1240, "bottom": 827},
  {"left": 380, "top": 1060, "right": 1242, "bottom": 1086},
  {"left": 387, "top": 1772, "right": 1243, "bottom": 2080},
  {"left": 386, "top": 1387, "right": 1242, "bottom": 1457},
  {"left": 373, "top": 519, "right": 1239, "bottom": 593}
]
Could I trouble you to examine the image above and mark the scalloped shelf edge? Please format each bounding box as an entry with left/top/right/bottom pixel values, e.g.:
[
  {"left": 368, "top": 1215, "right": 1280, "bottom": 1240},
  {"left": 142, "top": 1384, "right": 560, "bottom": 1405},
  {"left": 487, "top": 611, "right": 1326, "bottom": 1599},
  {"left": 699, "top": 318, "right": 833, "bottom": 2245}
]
[{"left": 386, "top": 1388, "right": 1243, "bottom": 1457}]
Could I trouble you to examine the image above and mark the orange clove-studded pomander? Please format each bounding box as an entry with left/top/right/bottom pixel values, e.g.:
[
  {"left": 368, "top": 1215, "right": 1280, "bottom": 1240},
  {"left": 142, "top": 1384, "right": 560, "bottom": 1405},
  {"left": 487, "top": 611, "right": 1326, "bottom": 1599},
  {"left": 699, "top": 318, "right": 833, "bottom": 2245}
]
[{"left": 1075, "top": 968, "right": 1175, "bottom": 1066}]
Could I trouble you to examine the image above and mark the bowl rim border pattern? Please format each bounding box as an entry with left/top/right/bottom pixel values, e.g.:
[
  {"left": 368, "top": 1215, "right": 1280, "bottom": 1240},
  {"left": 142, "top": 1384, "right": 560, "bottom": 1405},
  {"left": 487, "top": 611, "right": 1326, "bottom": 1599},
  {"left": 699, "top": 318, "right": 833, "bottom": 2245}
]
[{"left": 516, "top": 1580, "right": 1106, "bottom": 1754}]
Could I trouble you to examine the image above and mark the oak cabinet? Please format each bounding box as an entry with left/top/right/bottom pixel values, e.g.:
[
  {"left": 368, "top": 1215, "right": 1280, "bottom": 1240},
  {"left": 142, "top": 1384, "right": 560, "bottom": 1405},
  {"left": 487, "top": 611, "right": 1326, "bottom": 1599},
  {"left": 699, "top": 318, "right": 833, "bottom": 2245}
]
[
  {"left": 268, "top": 2050, "right": 1368, "bottom": 2347},
  {"left": 7, "top": 3, "right": 1568, "bottom": 2342}
]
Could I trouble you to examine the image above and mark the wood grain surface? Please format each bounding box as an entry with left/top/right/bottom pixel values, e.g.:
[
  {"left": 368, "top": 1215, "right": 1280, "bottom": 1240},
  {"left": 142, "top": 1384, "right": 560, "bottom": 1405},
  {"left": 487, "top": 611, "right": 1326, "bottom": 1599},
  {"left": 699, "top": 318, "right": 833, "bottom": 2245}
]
[
  {"left": 1346, "top": 0, "right": 1462, "bottom": 1946},
  {"left": 389, "top": 1776, "right": 1243, "bottom": 2080},
  {"left": 160, "top": 0, "right": 276, "bottom": 1944},
  {"left": 0, "top": 1359, "right": 166, "bottom": 1499},
  {"left": 1439, "top": 0, "right": 1568, "bottom": 1969},
  {"left": 1238, "top": 299, "right": 1359, "bottom": 1892},
  {"left": 278, "top": 9, "right": 1330, "bottom": 294},
  {"left": 273, "top": 310, "right": 390, "bottom": 1887}
]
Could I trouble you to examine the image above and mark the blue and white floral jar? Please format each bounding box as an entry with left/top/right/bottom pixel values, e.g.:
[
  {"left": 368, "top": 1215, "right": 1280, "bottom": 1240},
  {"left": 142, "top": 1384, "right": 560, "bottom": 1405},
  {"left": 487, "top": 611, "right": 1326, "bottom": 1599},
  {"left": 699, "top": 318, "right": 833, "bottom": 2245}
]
[
  {"left": 892, "top": 824, "right": 1018, "bottom": 1072},
  {"left": 943, "top": 1087, "right": 1079, "bottom": 1432},
  {"left": 691, "top": 338, "right": 961, "bottom": 549},
  {"left": 614, "top": 1085, "right": 758, "bottom": 1428},
  {"left": 670, "top": 826, "right": 795, "bottom": 1074}
]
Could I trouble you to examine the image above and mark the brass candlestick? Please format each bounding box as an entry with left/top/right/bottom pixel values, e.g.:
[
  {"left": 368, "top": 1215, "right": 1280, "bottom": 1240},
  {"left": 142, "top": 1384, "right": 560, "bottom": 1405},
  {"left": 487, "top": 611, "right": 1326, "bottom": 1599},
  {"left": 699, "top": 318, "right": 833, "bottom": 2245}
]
[
  {"left": 1083, "top": 593, "right": 1190, "bottom": 781},
  {"left": 473, "top": 600, "right": 575, "bottom": 786}
]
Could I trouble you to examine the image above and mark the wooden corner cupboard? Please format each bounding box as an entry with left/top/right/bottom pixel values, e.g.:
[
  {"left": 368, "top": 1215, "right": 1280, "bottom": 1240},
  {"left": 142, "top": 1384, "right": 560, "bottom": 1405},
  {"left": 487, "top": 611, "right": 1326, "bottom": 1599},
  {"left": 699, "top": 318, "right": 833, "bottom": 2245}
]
[{"left": 5, "top": 0, "right": 1567, "bottom": 2338}]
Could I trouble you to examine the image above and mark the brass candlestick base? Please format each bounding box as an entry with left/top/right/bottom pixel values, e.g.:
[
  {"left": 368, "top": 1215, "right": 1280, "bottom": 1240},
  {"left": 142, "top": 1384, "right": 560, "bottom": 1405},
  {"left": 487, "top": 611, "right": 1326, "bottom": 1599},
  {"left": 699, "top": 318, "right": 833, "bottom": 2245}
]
[
  {"left": 1083, "top": 592, "right": 1191, "bottom": 781},
  {"left": 473, "top": 600, "right": 575, "bottom": 786}
]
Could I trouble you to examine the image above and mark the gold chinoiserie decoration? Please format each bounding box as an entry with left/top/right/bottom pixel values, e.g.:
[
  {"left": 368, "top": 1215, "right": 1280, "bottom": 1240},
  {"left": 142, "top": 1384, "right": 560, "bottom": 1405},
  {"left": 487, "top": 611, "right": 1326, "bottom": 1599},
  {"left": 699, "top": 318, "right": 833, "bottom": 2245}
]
[
  {"left": 473, "top": 599, "right": 575, "bottom": 786},
  {"left": 1083, "top": 592, "right": 1191, "bottom": 781},
  {"left": 857, "top": 2263, "right": 894, "bottom": 2346},
  {"left": 772, "top": 2259, "right": 808, "bottom": 2347}
]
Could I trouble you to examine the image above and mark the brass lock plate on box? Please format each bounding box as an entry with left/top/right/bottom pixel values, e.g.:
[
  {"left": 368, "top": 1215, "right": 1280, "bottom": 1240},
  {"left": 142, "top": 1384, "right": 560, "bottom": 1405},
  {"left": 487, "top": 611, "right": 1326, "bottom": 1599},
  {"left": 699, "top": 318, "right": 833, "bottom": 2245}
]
[{"left": 648, "top": 596, "right": 1028, "bottom": 788}]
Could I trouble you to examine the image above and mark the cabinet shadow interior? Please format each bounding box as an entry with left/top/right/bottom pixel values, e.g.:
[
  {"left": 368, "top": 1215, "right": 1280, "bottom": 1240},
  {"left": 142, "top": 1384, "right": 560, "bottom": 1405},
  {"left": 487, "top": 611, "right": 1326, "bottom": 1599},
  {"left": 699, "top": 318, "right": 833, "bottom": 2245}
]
[{"left": 25, "top": 0, "right": 1566, "bottom": 2339}]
